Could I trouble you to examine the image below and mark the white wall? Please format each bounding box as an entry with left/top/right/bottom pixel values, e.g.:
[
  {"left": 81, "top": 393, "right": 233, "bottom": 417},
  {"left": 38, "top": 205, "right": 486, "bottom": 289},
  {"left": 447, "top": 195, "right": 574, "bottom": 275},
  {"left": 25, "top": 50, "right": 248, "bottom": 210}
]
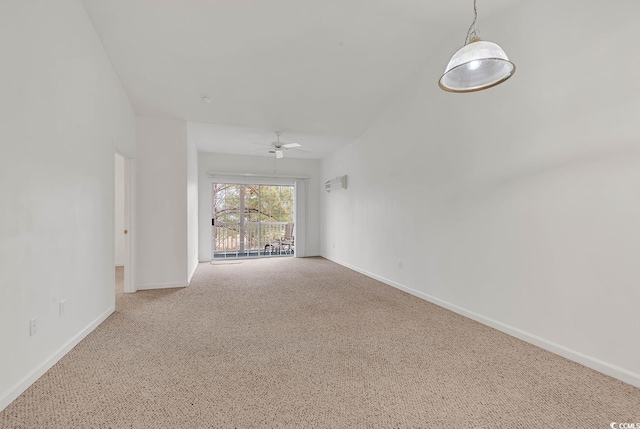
[
  {"left": 187, "top": 130, "right": 199, "bottom": 281},
  {"left": 114, "top": 154, "right": 125, "bottom": 265},
  {"left": 0, "top": 0, "right": 136, "bottom": 411},
  {"left": 135, "top": 117, "right": 190, "bottom": 290},
  {"left": 198, "top": 152, "right": 322, "bottom": 261},
  {"left": 321, "top": 0, "right": 640, "bottom": 387}
]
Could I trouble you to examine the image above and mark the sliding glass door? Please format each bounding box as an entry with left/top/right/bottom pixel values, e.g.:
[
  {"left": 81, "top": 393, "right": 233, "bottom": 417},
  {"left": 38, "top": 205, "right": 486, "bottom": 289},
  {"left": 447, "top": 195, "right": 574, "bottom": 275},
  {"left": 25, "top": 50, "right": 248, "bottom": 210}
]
[{"left": 212, "top": 183, "right": 295, "bottom": 258}]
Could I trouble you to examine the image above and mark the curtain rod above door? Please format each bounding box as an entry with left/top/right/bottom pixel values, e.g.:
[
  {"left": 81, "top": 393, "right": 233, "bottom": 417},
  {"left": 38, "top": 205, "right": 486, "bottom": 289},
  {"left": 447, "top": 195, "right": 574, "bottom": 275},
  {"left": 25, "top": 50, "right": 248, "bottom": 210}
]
[
  {"left": 207, "top": 171, "right": 309, "bottom": 179},
  {"left": 207, "top": 171, "right": 310, "bottom": 184}
]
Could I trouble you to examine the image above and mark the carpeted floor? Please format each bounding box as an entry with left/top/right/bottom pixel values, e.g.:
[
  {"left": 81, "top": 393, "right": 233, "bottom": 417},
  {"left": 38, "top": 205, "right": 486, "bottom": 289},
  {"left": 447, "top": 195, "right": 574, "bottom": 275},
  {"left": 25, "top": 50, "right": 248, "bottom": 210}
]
[
  {"left": 1, "top": 257, "right": 639, "bottom": 428},
  {"left": 115, "top": 264, "right": 124, "bottom": 296}
]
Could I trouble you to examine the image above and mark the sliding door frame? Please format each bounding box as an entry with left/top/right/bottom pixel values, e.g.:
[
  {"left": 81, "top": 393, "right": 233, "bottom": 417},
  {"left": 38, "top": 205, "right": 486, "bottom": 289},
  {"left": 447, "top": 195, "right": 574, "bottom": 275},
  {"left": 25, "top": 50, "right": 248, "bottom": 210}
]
[{"left": 208, "top": 173, "right": 309, "bottom": 259}]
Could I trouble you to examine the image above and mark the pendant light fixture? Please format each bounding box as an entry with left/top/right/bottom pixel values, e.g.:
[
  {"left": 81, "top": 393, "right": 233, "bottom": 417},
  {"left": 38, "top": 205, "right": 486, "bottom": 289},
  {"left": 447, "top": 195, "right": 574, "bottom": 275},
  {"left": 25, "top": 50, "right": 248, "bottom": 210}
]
[{"left": 439, "top": 0, "right": 515, "bottom": 93}]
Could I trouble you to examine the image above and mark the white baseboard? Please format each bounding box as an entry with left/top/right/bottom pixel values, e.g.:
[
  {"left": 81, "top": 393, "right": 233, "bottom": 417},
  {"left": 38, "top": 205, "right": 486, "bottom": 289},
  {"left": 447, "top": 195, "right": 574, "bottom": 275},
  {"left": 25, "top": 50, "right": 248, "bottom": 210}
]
[
  {"left": 0, "top": 305, "right": 115, "bottom": 412},
  {"left": 136, "top": 282, "right": 187, "bottom": 290},
  {"left": 324, "top": 256, "right": 640, "bottom": 389}
]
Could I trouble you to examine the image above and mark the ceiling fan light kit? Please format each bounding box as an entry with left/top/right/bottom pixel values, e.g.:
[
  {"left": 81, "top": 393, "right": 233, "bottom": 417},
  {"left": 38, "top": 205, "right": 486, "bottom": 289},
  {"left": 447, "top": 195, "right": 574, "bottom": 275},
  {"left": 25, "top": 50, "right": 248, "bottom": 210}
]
[{"left": 439, "top": 0, "right": 515, "bottom": 93}]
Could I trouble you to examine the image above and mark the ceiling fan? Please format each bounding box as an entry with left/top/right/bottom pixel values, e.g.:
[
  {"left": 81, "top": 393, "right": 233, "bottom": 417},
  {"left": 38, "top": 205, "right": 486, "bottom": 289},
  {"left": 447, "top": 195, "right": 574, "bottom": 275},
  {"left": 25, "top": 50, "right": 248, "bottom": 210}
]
[{"left": 251, "top": 131, "right": 307, "bottom": 159}]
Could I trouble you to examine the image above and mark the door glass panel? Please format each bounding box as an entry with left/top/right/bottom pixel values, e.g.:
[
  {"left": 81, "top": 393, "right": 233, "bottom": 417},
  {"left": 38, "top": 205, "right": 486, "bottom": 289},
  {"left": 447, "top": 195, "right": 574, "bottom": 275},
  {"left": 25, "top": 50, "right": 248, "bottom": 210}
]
[{"left": 212, "top": 183, "right": 294, "bottom": 258}]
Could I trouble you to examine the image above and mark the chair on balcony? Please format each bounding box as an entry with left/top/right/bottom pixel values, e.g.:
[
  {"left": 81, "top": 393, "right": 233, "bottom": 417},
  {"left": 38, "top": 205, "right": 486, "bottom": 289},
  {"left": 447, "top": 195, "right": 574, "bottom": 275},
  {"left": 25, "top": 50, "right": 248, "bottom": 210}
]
[{"left": 264, "top": 222, "right": 294, "bottom": 254}]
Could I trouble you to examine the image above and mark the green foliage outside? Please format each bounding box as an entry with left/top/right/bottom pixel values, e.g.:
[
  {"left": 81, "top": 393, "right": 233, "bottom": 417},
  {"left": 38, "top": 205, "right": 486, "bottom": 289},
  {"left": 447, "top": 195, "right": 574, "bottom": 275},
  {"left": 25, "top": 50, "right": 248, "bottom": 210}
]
[{"left": 213, "top": 184, "right": 294, "bottom": 223}]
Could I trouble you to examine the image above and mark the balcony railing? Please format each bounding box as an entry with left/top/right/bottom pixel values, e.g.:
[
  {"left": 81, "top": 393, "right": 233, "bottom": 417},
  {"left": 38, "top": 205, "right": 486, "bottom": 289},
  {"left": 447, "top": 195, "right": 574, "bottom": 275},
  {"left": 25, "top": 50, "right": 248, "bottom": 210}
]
[{"left": 213, "top": 221, "right": 293, "bottom": 257}]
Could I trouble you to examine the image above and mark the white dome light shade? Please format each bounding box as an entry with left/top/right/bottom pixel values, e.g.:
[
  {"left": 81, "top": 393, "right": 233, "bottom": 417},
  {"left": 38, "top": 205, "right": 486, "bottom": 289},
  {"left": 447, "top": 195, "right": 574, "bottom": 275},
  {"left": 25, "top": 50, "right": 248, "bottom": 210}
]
[{"left": 439, "top": 39, "right": 515, "bottom": 92}]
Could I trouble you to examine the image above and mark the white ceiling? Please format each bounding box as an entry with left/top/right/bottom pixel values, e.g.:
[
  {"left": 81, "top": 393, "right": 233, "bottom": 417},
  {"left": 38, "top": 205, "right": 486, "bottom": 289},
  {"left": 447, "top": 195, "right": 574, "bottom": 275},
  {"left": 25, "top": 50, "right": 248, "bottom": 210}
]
[{"left": 82, "top": 0, "right": 518, "bottom": 157}]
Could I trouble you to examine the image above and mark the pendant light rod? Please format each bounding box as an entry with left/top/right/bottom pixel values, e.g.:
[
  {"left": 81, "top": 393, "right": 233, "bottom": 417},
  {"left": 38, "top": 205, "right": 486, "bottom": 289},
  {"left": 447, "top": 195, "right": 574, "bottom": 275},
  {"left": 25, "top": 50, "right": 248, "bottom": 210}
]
[{"left": 465, "top": 0, "right": 479, "bottom": 45}]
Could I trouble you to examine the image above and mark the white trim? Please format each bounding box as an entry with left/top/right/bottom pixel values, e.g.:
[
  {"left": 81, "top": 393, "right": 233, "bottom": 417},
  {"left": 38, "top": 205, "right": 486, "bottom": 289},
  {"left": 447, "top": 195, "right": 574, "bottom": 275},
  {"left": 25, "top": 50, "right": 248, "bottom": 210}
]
[
  {"left": 136, "top": 282, "right": 187, "bottom": 290},
  {"left": 0, "top": 306, "right": 115, "bottom": 412},
  {"left": 294, "top": 180, "right": 307, "bottom": 258},
  {"left": 123, "top": 156, "right": 136, "bottom": 293},
  {"left": 324, "top": 256, "right": 640, "bottom": 389}
]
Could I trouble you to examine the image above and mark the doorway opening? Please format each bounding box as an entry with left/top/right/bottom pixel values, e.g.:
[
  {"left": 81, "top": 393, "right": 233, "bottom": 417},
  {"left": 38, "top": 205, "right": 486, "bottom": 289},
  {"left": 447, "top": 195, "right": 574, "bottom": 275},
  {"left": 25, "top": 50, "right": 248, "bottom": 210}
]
[
  {"left": 212, "top": 183, "right": 295, "bottom": 259},
  {"left": 115, "top": 153, "right": 126, "bottom": 294},
  {"left": 115, "top": 152, "right": 134, "bottom": 293}
]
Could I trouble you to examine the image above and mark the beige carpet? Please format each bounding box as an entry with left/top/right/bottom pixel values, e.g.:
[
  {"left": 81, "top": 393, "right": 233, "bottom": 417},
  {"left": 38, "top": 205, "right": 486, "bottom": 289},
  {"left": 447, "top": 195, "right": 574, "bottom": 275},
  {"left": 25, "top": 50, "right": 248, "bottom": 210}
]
[
  {"left": 1, "top": 257, "right": 639, "bottom": 428},
  {"left": 115, "top": 264, "right": 124, "bottom": 296}
]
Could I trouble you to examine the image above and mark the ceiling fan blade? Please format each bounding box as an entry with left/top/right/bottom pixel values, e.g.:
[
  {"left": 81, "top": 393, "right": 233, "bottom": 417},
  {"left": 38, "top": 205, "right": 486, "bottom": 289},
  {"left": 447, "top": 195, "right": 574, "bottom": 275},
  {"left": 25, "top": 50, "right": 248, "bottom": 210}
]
[
  {"left": 282, "top": 143, "right": 301, "bottom": 149},
  {"left": 275, "top": 150, "right": 284, "bottom": 159},
  {"left": 288, "top": 147, "right": 311, "bottom": 153}
]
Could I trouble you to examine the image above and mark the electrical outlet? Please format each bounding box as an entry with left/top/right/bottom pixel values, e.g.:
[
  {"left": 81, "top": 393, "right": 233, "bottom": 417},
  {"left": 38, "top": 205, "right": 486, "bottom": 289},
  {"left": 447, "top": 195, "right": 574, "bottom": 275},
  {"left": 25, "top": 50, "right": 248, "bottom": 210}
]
[
  {"left": 332, "top": 243, "right": 336, "bottom": 249},
  {"left": 397, "top": 259, "right": 403, "bottom": 269},
  {"left": 29, "top": 318, "right": 37, "bottom": 336},
  {"left": 59, "top": 300, "right": 66, "bottom": 317}
]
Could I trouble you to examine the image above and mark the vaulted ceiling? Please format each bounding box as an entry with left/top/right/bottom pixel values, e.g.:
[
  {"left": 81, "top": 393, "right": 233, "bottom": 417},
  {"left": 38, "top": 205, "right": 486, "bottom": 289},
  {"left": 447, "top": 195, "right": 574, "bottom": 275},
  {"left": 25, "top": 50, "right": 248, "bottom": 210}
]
[{"left": 82, "top": 0, "right": 519, "bottom": 157}]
